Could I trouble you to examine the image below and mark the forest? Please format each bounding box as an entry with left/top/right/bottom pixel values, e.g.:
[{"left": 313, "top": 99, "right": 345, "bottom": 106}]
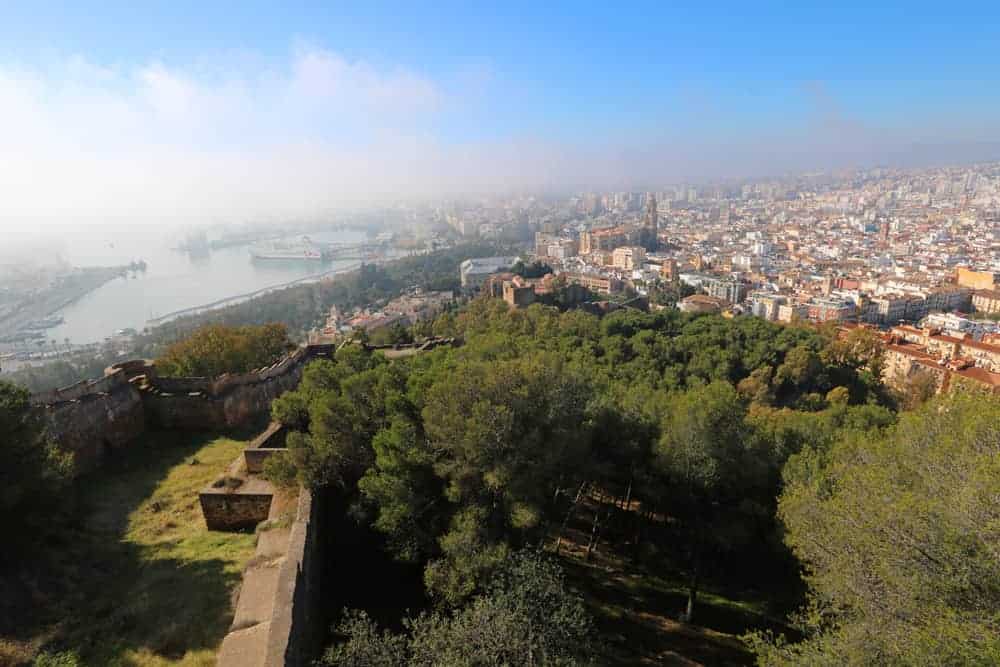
[
  {"left": 5, "top": 288, "right": 999, "bottom": 664},
  {"left": 250, "top": 298, "right": 1000, "bottom": 665}
]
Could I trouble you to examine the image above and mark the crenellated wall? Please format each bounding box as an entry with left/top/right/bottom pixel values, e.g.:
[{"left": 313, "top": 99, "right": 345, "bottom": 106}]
[
  {"left": 141, "top": 362, "right": 307, "bottom": 431},
  {"left": 39, "top": 378, "right": 146, "bottom": 471},
  {"left": 30, "top": 366, "right": 133, "bottom": 406},
  {"left": 34, "top": 345, "right": 334, "bottom": 472}
]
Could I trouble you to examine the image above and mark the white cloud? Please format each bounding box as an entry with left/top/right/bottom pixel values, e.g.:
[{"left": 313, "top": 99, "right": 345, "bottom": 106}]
[
  {"left": 0, "top": 45, "right": 460, "bottom": 227},
  {"left": 0, "top": 45, "right": 997, "bottom": 233}
]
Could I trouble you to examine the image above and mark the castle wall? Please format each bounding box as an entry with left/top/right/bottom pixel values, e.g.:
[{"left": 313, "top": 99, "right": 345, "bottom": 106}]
[
  {"left": 34, "top": 345, "right": 333, "bottom": 471},
  {"left": 142, "top": 392, "right": 230, "bottom": 431},
  {"left": 141, "top": 359, "right": 306, "bottom": 430},
  {"left": 30, "top": 367, "right": 132, "bottom": 406},
  {"left": 245, "top": 422, "right": 289, "bottom": 473},
  {"left": 265, "top": 488, "right": 324, "bottom": 666},
  {"left": 217, "top": 487, "right": 324, "bottom": 667},
  {"left": 40, "top": 381, "right": 146, "bottom": 472},
  {"left": 33, "top": 345, "right": 335, "bottom": 665}
]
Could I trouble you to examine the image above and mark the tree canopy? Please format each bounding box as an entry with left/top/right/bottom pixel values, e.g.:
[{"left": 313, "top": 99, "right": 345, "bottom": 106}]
[
  {"left": 323, "top": 551, "right": 593, "bottom": 667},
  {"left": 269, "top": 298, "right": 896, "bottom": 630},
  {"left": 511, "top": 259, "right": 554, "bottom": 279},
  {"left": 749, "top": 394, "right": 1000, "bottom": 665},
  {"left": 155, "top": 322, "right": 291, "bottom": 377}
]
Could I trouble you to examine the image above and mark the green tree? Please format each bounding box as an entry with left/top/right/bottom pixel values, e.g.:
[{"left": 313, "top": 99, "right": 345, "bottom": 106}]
[
  {"left": 386, "top": 322, "right": 415, "bottom": 346},
  {"left": 511, "top": 260, "right": 553, "bottom": 279},
  {"left": 893, "top": 368, "right": 940, "bottom": 410},
  {"left": 323, "top": 551, "right": 594, "bottom": 667},
  {"left": 750, "top": 394, "right": 1000, "bottom": 665},
  {"left": 155, "top": 322, "right": 290, "bottom": 377},
  {"left": 822, "top": 326, "right": 885, "bottom": 377},
  {"left": 737, "top": 366, "right": 775, "bottom": 405},
  {"left": 775, "top": 345, "right": 823, "bottom": 395},
  {"left": 654, "top": 381, "right": 762, "bottom": 622},
  {"left": 417, "top": 356, "right": 593, "bottom": 603},
  {"left": 0, "top": 380, "right": 72, "bottom": 556},
  {"left": 358, "top": 415, "right": 443, "bottom": 561}
]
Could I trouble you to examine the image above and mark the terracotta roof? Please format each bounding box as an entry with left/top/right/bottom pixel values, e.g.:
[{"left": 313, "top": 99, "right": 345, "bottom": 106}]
[
  {"left": 953, "top": 365, "right": 1000, "bottom": 388},
  {"left": 954, "top": 338, "right": 1000, "bottom": 353},
  {"left": 886, "top": 343, "right": 938, "bottom": 362}
]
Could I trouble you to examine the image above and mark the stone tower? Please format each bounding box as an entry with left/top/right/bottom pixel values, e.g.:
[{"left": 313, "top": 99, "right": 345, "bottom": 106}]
[{"left": 645, "top": 192, "right": 658, "bottom": 232}]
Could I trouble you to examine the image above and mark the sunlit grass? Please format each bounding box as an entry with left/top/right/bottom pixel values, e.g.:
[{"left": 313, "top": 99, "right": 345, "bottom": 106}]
[{"left": 27, "top": 432, "right": 256, "bottom": 666}]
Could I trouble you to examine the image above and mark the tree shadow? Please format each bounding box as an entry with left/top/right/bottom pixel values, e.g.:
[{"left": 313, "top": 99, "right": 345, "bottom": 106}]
[
  {"left": 319, "top": 491, "right": 428, "bottom": 635},
  {"left": 4, "top": 429, "right": 251, "bottom": 665},
  {"left": 562, "top": 557, "right": 758, "bottom": 666},
  {"left": 557, "top": 510, "right": 797, "bottom": 667}
]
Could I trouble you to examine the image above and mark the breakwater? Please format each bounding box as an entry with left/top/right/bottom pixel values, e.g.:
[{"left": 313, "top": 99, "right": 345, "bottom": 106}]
[{"left": 146, "top": 263, "right": 363, "bottom": 326}]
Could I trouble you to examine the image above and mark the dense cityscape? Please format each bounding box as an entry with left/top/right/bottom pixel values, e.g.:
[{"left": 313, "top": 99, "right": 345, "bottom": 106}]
[{"left": 431, "top": 162, "right": 1000, "bottom": 395}]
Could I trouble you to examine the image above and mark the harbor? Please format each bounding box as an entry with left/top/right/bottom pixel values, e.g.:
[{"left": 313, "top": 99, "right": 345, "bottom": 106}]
[
  {"left": 33, "top": 226, "right": 400, "bottom": 346},
  {"left": 248, "top": 234, "right": 393, "bottom": 262}
]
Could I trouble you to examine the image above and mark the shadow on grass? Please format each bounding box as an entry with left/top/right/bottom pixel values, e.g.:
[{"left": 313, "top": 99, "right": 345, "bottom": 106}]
[
  {"left": 556, "top": 505, "right": 800, "bottom": 667},
  {"left": 562, "top": 556, "right": 761, "bottom": 666},
  {"left": 3, "top": 429, "right": 252, "bottom": 666}
]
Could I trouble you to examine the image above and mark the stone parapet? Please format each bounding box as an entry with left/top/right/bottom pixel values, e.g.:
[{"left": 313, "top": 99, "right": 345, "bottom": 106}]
[{"left": 218, "top": 487, "right": 323, "bottom": 667}]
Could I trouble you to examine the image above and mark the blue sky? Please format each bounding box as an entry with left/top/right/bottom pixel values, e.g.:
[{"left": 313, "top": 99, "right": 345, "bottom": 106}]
[{"left": 1, "top": 2, "right": 999, "bottom": 222}]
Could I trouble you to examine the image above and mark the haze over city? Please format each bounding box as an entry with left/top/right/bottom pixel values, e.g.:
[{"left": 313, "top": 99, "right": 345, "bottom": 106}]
[{"left": 3, "top": 1, "right": 1000, "bottom": 234}]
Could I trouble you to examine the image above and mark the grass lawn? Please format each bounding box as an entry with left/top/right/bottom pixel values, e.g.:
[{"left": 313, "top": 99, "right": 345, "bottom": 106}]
[{"left": 3, "top": 432, "right": 257, "bottom": 667}]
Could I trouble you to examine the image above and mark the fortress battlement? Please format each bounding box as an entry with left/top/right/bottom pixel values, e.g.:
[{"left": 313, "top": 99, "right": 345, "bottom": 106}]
[{"left": 33, "top": 344, "right": 335, "bottom": 472}]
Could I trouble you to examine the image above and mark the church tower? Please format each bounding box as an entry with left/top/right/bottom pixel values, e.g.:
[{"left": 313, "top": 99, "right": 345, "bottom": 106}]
[{"left": 645, "top": 193, "right": 658, "bottom": 232}]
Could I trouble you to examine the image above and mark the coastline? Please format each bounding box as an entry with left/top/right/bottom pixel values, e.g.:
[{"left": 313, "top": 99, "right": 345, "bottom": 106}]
[
  {"left": 0, "top": 266, "right": 127, "bottom": 342},
  {"left": 144, "top": 261, "right": 365, "bottom": 327}
]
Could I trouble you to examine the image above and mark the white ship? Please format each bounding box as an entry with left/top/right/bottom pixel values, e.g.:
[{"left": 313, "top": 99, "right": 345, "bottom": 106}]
[{"left": 249, "top": 236, "right": 324, "bottom": 261}]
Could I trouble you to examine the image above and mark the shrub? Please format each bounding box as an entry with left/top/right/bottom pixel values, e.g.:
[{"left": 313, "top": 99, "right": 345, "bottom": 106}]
[{"left": 262, "top": 450, "right": 298, "bottom": 489}]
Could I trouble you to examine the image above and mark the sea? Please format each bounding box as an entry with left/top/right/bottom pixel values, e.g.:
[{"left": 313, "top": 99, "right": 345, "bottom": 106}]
[{"left": 39, "top": 224, "right": 374, "bottom": 345}]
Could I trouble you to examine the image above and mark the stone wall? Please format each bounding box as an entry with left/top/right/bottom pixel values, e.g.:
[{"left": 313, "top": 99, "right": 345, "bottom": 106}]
[
  {"left": 140, "top": 347, "right": 325, "bottom": 431},
  {"left": 200, "top": 486, "right": 274, "bottom": 531},
  {"left": 146, "top": 364, "right": 301, "bottom": 430},
  {"left": 30, "top": 366, "right": 133, "bottom": 406},
  {"left": 244, "top": 422, "right": 289, "bottom": 474},
  {"left": 266, "top": 488, "right": 323, "bottom": 666},
  {"left": 34, "top": 345, "right": 333, "bottom": 471},
  {"left": 36, "top": 371, "right": 146, "bottom": 472},
  {"left": 32, "top": 347, "right": 332, "bottom": 664},
  {"left": 217, "top": 487, "right": 324, "bottom": 667}
]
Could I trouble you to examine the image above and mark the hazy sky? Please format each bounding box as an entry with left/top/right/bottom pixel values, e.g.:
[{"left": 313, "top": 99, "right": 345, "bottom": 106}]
[{"left": 1, "top": 1, "right": 1000, "bottom": 230}]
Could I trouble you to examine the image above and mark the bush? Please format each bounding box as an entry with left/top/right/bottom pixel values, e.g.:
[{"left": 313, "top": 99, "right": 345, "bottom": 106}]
[{"left": 262, "top": 450, "right": 298, "bottom": 489}]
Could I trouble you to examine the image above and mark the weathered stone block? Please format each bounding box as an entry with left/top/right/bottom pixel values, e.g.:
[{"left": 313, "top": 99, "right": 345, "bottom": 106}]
[{"left": 200, "top": 487, "right": 273, "bottom": 531}]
